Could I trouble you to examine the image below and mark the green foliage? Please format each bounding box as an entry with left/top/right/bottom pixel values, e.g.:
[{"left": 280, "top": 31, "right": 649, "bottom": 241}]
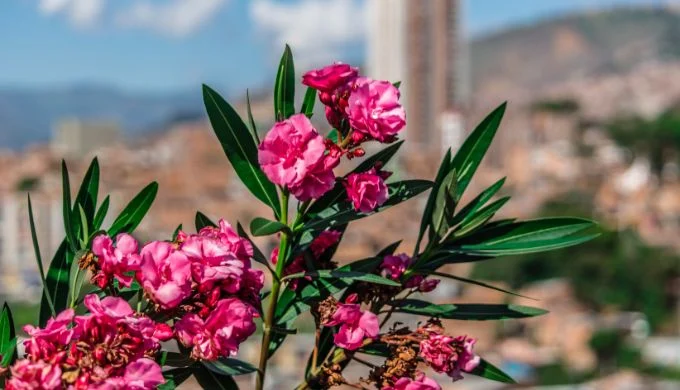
[
  {"left": 273, "top": 44, "right": 295, "bottom": 120},
  {"left": 388, "top": 299, "right": 548, "bottom": 320},
  {"left": 107, "top": 181, "right": 158, "bottom": 237},
  {"left": 472, "top": 193, "right": 679, "bottom": 330}
]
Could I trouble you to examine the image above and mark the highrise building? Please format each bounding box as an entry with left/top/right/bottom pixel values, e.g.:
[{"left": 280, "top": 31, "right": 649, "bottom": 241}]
[
  {"left": 367, "top": 0, "right": 468, "bottom": 157},
  {"left": 51, "top": 119, "right": 121, "bottom": 158}
]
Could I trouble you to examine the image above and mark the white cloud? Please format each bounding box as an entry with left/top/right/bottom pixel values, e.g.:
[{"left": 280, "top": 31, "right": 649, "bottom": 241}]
[
  {"left": 38, "top": 0, "right": 105, "bottom": 27},
  {"left": 250, "top": 0, "right": 367, "bottom": 66},
  {"left": 115, "top": 0, "right": 228, "bottom": 37}
]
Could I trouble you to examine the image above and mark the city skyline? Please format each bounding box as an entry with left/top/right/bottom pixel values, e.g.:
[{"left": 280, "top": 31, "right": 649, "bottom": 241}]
[{"left": 0, "top": 0, "right": 669, "bottom": 93}]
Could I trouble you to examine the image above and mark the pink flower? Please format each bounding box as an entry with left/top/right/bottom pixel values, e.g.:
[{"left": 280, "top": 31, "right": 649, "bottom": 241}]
[
  {"left": 96, "top": 358, "right": 165, "bottom": 390},
  {"left": 137, "top": 241, "right": 192, "bottom": 310},
  {"left": 23, "top": 309, "right": 75, "bottom": 361},
  {"left": 380, "top": 253, "right": 410, "bottom": 280},
  {"left": 84, "top": 294, "right": 134, "bottom": 319},
  {"left": 309, "top": 230, "right": 342, "bottom": 257},
  {"left": 382, "top": 373, "right": 441, "bottom": 390},
  {"left": 175, "top": 298, "right": 257, "bottom": 360},
  {"left": 302, "top": 63, "right": 358, "bottom": 93},
  {"left": 418, "top": 278, "right": 441, "bottom": 293},
  {"left": 258, "top": 114, "right": 337, "bottom": 201},
  {"left": 345, "top": 168, "right": 389, "bottom": 213},
  {"left": 91, "top": 233, "right": 141, "bottom": 288},
  {"left": 347, "top": 78, "right": 405, "bottom": 142},
  {"left": 6, "top": 360, "right": 62, "bottom": 390},
  {"left": 323, "top": 295, "right": 379, "bottom": 350},
  {"left": 419, "top": 334, "right": 480, "bottom": 381}
]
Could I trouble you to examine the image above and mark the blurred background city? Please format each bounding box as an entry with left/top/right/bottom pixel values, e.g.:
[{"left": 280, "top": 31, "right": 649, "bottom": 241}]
[{"left": 1, "top": 0, "right": 680, "bottom": 388}]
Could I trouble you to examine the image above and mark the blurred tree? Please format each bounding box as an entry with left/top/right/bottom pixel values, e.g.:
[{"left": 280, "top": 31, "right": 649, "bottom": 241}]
[
  {"left": 472, "top": 192, "right": 680, "bottom": 331},
  {"left": 605, "top": 108, "right": 680, "bottom": 176}
]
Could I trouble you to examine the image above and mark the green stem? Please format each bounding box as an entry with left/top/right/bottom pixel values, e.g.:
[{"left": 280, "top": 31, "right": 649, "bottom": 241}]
[{"left": 256, "top": 190, "right": 290, "bottom": 390}]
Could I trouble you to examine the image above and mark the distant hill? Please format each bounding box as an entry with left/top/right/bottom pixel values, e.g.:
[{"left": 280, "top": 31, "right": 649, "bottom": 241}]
[
  {"left": 0, "top": 85, "right": 204, "bottom": 150},
  {"left": 470, "top": 7, "right": 680, "bottom": 93}
]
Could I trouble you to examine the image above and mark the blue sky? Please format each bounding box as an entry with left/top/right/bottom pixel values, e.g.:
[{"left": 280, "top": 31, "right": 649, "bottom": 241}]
[{"left": 0, "top": 0, "right": 668, "bottom": 93}]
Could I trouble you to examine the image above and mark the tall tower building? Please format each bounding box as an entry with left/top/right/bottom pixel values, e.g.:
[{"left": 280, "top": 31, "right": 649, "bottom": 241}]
[{"left": 367, "top": 0, "right": 468, "bottom": 158}]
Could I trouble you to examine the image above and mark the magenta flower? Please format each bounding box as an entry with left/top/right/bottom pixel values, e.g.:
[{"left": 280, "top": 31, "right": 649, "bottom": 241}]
[
  {"left": 302, "top": 63, "right": 358, "bottom": 93},
  {"left": 91, "top": 233, "right": 141, "bottom": 289},
  {"left": 323, "top": 295, "right": 379, "bottom": 350},
  {"left": 258, "top": 114, "right": 337, "bottom": 201},
  {"left": 419, "top": 334, "right": 480, "bottom": 380},
  {"left": 380, "top": 253, "right": 410, "bottom": 280},
  {"left": 175, "top": 298, "right": 257, "bottom": 360},
  {"left": 347, "top": 78, "right": 405, "bottom": 142},
  {"left": 137, "top": 241, "right": 192, "bottom": 310},
  {"left": 6, "top": 360, "right": 62, "bottom": 390},
  {"left": 309, "top": 229, "right": 342, "bottom": 257},
  {"left": 96, "top": 358, "right": 165, "bottom": 390},
  {"left": 22, "top": 308, "right": 75, "bottom": 361},
  {"left": 382, "top": 373, "right": 441, "bottom": 390},
  {"left": 344, "top": 168, "right": 389, "bottom": 213},
  {"left": 84, "top": 294, "right": 134, "bottom": 319}
]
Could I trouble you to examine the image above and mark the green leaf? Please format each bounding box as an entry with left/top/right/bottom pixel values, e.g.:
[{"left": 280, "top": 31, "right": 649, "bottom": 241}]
[
  {"left": 93, "top": 195, "right": 110, "bottom": 230},
  {"left": 195, "top": 211, "right": 217, "bottom": 230},
  {"left": 172, "top": 224, "right": 183, "bottom": 241},
  {"left": 250, "top": 217, "right": 288, "bottom": 237},
  {"left": 202, "top": 358, "right": 258, "bottom": 376},
  {"left": 203, "top": 84, "right": 281, "bottom": 217},
  {"left": 392, "top": 81, "right": 402, "bottom": 89},
  {"left": 61, "top": 160, "right": 77, "bottom": 252},
  {"left": 0, "top": 303, "right": 17, "bottom": 365},
  {"left": 415, "top": 148, "right": 452, "bottom": 254},
  {"left": 72, "top": 157, "right": 100, "bottom": 240},
  {"left": 327, "top": 129, "right": 339, "bottom": 143},
  {"left": 449, "top": 177, "right": 506, "bottom": 228},
  {"left": 455, "top": 218, "right": 599, "bottom": 255},
  {"left": 245, "top": 89, "right": 260, "bottom": 144},
  {"left": 68, "top": 249, "right": 88, "bottom": 308},
  {"left": 39, "top": 241, "right": 72, "bottom": 326},
  {"left": 282, "top": 270, "right": 400, "bottom": 287},
  {"left": 452, "top": 196, "right": 511, "bottom": 238},
  {"left": 431, "top": 169, "right": 457, "bottom": 237},
  {"left": 160, "top": 368, "right": 192, "bottom": 390},
  {"left": 469, "top": 358, "right": 516, "bottom": 383},
  {"left": 420, "top": 271, "right": 535, "bottom": 300},
  {"left": 28, "top": 194, "right": 55, "bottom": 317},
  {"left": 388, "top": 299, "right": 548, "bottom": 320},
  {"left": 450, "top": 102, "right": 506, "bottom": 202},
  {"left": 274, "top": 44, "right": 295, "bottom": 120},
  {"left": 192, "top": 364, "right": 238, "bottom": 390},
  {"left": 1, "top": 339, "right": 16, "bottom": 367},
  {"left": 108, "top": 182, "right": 158, "bottom": 236},
  {"left": 301, "top": 86, "right": 316, "bottom": 118}
]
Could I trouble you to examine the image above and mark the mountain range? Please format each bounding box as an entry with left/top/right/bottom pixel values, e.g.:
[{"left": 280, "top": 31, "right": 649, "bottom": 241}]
[{"left": 3, "top": 6, "right": 680, "bottom": 150}]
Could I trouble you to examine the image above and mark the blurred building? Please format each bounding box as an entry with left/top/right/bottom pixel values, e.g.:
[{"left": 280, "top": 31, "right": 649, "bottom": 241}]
[
  {"left": 367, "top": 0, "right": 468, "bottom": 160},
  {"left": 51, "top": 118, "right": 121, "bottom": 158}
]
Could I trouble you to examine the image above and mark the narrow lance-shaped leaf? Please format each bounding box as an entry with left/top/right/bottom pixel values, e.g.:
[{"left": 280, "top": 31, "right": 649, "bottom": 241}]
[
  {"left": 300, "top": 86, "right": 316, "bottom": 118},
  {"left": 388, "top": 299, "right": 548, "bottom": 320},
  {"left": 203, "top": 84, "right": 281, "bottom": 218},
  {"left": 448, "top": 177, "right": 506, "bottom": 229},
  {"left": 202, "top": 358, "right": 258, "bottom": 376},
  {"left": 282, "top": 270, "right": 401, "bottom": 287},
  {"left": 246, "top": 89, "right": 260, "bottom": 144},
  {"left": 431, "top": 169, "right": 457, "bottom": 237},
  {"left": 454, "top": 217, "right": 599, "bottom": 256},
  {"left": 72, "top": 157, "right": 100, "bottom": 240},
  {"left": 191, "top": 363, "right": 238, "bottom": 390},
  {"left": 40, "top": 241, "right": 72, "bottom": 326},
  {"left": 28, "top": 194, "right": 56, "bottom": 316},
  {"left": 415, "top": 148, "right": 452, "bottom": 254},
  {"left": 250, "top": 217, "right": 288, "bottom": 237},
  {"left": 195, "top": 211, "right": 217, "bottom": 231},
  {"left": 61, "top": 160, "right": 77, "bottom": 252},
  {"left": 108, "top": 182, "right": 158, "bottom": 236},
  {"left": 469, "top": 358, "right": 516, "bottom": 384},
  {"left": 236, "top": 222, "right": 269, "bottom": 268},
  {"left": 274, "top": 44, "right": 295, "bottom": 120},
  {"left": 0, "top": 303, "right": 17, "bottom": 364},
  {"left": 450, "top": 102, "right": 506, "bottom": 202},
  {"left": 93, "top": 195, "right": 110, "bottom": 231},
  {"left": 451, "top": 196, "right": 510, "bottom": 238}
]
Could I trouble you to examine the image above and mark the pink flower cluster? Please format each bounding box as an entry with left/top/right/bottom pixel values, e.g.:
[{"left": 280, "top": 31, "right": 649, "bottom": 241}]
[
  {"left": 344, "top": 167, "right": 390, "bottom": 213},
  {"left": 8, "top": 295, "right": 168, "bottom": 390},
  {"left": 271, "top": 230, "right": 342, "bottom": 290},
  {"left": 419, "top": 333, "right": 480, "bottom": 381},
  {"left": 258, "top": 114, "right": 339, "bottom": 201},
  {"left": 91, "top": 219, "right": 263, "bottom": 361},
  {"left": 258, "top": 62, "right": 405, "bottom": 202},
  {"left": 380, "top": 254, "right": 440, "bottom": 293},
  {"left": 382, "top": 373, "right": 441, "bottom": 390},
  {"left": 322, "top": 294, "right": 379, "bottom": 351}
]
